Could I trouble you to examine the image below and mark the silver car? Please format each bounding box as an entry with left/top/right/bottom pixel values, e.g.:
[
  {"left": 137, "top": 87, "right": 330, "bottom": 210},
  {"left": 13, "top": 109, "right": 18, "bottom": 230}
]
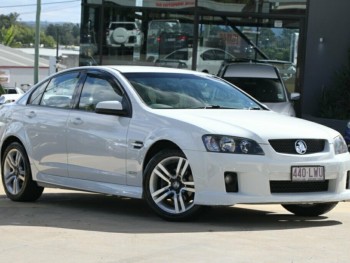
[{"left": 218, "top": 62, "right": 300, "bottom": 116}]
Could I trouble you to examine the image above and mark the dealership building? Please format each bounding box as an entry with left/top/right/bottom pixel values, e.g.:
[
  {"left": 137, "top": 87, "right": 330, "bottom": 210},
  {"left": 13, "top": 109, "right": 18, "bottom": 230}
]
[{"left": 78, "top": 0, "right": 350, "bottom": 128}]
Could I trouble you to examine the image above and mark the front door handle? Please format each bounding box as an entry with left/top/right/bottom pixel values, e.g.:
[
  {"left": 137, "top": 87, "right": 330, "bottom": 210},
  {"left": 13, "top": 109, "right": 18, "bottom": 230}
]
[{"left": 70, "top": 117, "right": 83, "bottom": 125}]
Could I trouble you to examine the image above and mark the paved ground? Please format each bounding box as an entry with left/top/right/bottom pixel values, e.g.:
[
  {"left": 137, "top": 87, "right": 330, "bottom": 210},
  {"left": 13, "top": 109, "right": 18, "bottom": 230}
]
[{"left": 0, "top": 186, "right": 349, "bottom": 263}]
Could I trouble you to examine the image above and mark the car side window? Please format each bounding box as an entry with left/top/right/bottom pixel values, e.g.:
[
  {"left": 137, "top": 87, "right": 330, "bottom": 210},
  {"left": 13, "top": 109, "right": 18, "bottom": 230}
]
[
  {"left": 213, "top": 50, "right": 227, "bottom": 60},
  {"left": 40, "top": 72, "right": 80, "bottom": 108},
  {"left": 28, "top": 80, "right": 49, "bottom": 105},
  {"left": 78, "top": 75, "right": 122, "bottom": 112},
  {"left": 201, "top": 50, "right": 215, "bottom": 61}
]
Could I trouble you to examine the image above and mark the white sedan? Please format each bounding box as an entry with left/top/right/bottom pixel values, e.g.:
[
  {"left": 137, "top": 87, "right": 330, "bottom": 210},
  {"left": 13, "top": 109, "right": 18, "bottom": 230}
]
[
  {"left": 0, "top": 66, "right": 350, "bottom": 221},
  {"left": 156, "top": 47, "right": 235, "bottom": 74}
]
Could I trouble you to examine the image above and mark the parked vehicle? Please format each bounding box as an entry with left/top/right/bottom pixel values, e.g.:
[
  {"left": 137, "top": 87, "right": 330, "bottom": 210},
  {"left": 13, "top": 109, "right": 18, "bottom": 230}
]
[
  {"left": 1, "top": 66, "right": 349, "bottom": 221},
  {"left": 106, "top": 21, "right": 144, "bottom": 48},
  {"left": 218, "top": 62, "right": 300, "bottom": 116},
  {"left": 0, "top": 87, "right": 25, "bottom": 104},
  {"left": 156, "top": 47, "right": 235, "bottom": 74},
  {"left": 146, "top": 19, "right": 192, "bottom": 60}
]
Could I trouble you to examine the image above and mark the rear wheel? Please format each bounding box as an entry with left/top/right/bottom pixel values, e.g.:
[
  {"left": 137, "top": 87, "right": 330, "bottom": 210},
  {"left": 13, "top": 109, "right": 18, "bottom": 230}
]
[
  {"left": 1, "top": 142, "right": 44, "bottom": 202},
  {"left": 282, "top": 202, "right": 338, "bottom": 216},
  {"left": 144, "top": 149, "right": 202, "bottom": 221}
]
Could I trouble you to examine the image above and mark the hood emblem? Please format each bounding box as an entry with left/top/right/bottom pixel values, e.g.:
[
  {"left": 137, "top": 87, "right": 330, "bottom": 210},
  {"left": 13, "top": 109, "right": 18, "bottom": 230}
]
[{"left": 295, "top": 140, "right": 307, "bottom": 154}]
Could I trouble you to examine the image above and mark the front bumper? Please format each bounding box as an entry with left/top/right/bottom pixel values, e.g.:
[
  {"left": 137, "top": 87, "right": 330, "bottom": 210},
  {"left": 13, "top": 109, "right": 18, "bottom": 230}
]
[{"left": 185, "top": 148, "right": 350, "bottom": 206}]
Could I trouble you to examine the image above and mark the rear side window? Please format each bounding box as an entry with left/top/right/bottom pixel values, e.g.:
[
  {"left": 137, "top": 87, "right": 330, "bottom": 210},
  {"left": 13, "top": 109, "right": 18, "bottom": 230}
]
[
  {"left": 29, "top": 72, "right": 80, "bottom": 108},
  {"left": 110, "top": 23, "right": 136, "bottom": 30},
  {"left": 40, "top": 72, "right": 80, "bottom": 108},
  {"left": 28, "top": 80, "right": 49, "bottom": 105}
]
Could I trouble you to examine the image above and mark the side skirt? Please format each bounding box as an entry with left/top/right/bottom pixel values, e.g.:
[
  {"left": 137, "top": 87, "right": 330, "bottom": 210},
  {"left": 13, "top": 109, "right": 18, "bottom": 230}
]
[{"left": 35, "top": 173, "right": 143, "bottom": 199}]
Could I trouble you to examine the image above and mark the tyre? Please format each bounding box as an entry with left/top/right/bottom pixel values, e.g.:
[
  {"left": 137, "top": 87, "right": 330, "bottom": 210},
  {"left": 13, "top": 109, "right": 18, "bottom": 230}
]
[
  {"left": 144, "top": 149, "right": 202, "bottom": 221},
  {"left": 1, "top": 142, "right": 44, "bottom": 202},
  {"left": 112, "top": 27, "right": 128, "bottom": 44},
  {"left": 282, "top": 202, "right": 338, "bottom": 216}
]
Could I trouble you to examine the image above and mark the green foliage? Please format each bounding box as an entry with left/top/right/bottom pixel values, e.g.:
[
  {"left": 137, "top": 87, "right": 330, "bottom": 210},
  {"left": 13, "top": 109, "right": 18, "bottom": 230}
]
[
  {"left": 0, "top": 12, "right": 79, "bottom": 48},
  {"left": 0, "top": 84, "right": 5, "bottom": 95},
  {"left": 318, "top": 49, "right": 350, "bottom": 119},
  {"left": 1, "top": 24, "right": 17, "bottom": 46},
  {"left": 45, "top": 23, "right": 80, "bottom": 46}
]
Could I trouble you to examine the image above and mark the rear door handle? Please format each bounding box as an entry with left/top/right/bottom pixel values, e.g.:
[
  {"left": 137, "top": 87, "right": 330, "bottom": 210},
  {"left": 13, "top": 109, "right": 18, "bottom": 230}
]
[{"left": 25, "top": 110, "right": 36, "bottom": 118}]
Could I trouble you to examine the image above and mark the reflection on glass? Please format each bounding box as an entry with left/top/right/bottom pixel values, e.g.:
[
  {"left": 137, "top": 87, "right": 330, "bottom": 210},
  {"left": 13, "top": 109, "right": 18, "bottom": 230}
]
[{"left": 197, "top": 0, "right": 306, "bottom": 14}]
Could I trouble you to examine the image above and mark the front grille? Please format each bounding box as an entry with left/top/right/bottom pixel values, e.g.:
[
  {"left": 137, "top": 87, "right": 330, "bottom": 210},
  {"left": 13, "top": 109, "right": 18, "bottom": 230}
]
[
  {"left": 270, "top": 180, "right": 329, "bottom": 193},
  {"left": 269, "top": 139, "right": 325, "bottom": 154}
]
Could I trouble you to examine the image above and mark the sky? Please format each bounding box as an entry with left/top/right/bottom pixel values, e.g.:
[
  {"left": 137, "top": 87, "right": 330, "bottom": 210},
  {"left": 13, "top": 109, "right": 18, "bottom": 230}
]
[{"left": 0, "top": 0, "right": 81, "bottom": 23}]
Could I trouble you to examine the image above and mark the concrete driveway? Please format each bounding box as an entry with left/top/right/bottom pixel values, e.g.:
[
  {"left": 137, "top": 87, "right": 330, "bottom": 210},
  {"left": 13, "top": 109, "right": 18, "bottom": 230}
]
[{"left": 0, "top": 187, "right": 349, "bottom": 263}]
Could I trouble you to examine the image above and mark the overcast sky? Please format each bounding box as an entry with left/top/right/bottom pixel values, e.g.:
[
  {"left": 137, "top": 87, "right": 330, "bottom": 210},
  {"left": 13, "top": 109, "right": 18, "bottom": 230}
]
[{"left": 0, "top": 0, "right": 81, "bottom": 23}]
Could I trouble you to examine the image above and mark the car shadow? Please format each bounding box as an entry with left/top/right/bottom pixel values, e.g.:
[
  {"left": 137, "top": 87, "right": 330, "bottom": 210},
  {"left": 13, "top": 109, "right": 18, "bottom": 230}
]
[{"left": 0, "top": 191, "right": 342, "bottom": 233}]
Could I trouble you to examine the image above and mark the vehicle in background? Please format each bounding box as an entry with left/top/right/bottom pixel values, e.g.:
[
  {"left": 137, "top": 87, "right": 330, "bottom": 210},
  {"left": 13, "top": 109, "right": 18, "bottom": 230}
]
[
  {"left": 218, "top": 62, "right": 300, "bottom": 116},
  {"left": 146, "top": 19, "right": 193, "bottom": 61},
  {"left": 106, "top": 21, "right": 144, "bottom": 49},
  {"left": 344, "top": 122, "right": 350, "bottom": 151},
  {"left": 155, "top": 47, "right": 235, "bottom": 74},
  {"left": 0, "top": 87, "right": 25, "bottom": 104}
]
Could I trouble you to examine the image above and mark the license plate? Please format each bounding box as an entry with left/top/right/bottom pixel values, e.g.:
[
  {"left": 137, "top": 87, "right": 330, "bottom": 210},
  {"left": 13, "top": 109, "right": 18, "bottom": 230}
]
[
  {"left": 291, "top": 166, "right": 325, "bottom": 181},
  {"left": 167, "top": 38, "right": 175, "bottom": 42}
]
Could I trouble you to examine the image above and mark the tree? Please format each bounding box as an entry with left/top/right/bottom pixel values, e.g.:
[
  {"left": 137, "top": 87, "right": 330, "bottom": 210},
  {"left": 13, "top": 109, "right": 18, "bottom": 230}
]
[
  {"left": 45, "top": 23, "right": 80, "bottom": 46},
  {"left": 0, "top": 13, "right": 77, "bottom": 48}
]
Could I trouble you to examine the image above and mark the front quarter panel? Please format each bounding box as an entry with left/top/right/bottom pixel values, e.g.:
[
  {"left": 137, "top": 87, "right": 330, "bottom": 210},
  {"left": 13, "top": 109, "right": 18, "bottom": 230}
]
[{"left": 125, "top": 110, "right": 206, "bottom": 187}]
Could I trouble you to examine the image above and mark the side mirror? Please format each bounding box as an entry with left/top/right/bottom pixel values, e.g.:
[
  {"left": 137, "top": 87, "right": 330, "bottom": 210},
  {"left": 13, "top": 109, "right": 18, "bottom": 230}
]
[
  {"left": 290, "top": 92, "right": 300, "bottom": 101},
  {"left": 95, "top": 101, "right": 128, "bottom": 116}
]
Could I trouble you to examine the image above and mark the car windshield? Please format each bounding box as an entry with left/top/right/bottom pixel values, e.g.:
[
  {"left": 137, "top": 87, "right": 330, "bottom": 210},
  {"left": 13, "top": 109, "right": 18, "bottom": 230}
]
[
  {"left": 224, "top": 77, "right": 287, "bottom": 103},
  {"left": 123, "top": 73, "right": 262, "bottom": 110}
]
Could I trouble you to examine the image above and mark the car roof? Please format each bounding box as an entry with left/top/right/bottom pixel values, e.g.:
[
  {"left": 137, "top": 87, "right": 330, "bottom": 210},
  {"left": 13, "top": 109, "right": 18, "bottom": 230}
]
[
  {"left": 171, "top": 47, "right": 226, "bottom": 53},
  {"left": 72, "top": 65, "right": 207, "bottom": 75},
  {"left": 222, "top": 63, "right": 279, "bottom": 79}
]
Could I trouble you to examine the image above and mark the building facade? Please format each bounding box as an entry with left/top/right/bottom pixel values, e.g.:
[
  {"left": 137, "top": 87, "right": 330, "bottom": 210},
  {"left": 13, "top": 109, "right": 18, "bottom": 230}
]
[{"left": 78, "top": 0, "right": 350, "bottom": 122}]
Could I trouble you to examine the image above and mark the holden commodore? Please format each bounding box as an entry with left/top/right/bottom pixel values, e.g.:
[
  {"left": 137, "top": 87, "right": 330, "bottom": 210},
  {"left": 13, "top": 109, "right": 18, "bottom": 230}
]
[{"left": 0, "top": 66, "right": 350, "bottom": 221}]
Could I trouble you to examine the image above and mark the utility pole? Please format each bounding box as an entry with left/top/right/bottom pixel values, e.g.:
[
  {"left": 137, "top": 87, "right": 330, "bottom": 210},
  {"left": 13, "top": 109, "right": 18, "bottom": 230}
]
[
  {"left": 34, "top": 0, "right": 41, "bottom": 84},
  {"left": 56, "top": 28, "right": 60, "bottom": 72}
]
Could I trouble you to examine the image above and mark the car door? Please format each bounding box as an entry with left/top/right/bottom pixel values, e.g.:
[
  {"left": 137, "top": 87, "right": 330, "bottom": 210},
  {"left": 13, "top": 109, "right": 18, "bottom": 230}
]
[
  {"left": 199, "top": 49, "right": 231, "bottom": 74},
  {"left": 66, "top": 71, "right": 130, "bottom": 184},
  {"left": 24, "top": 71, "right": 80, "bottom": 177}
]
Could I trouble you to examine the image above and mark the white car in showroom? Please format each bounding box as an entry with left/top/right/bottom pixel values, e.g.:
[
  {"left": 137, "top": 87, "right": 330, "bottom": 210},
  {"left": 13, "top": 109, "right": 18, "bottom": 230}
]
[
  {"left": 0, "top": 66, "right": 349, "bottom": 221},
  {"left": 155, "top": 47, "right": 235, "bottom": 74}
]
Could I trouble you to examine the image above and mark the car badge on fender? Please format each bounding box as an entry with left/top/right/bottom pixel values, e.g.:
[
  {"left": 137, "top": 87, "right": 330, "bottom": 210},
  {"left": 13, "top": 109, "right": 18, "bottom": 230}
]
[{"left": 295, "top": 140, "right": 307, "bottom": 154}]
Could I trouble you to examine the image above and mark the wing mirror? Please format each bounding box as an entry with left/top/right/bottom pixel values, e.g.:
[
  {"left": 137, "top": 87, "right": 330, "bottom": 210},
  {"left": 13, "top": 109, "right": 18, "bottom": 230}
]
[
  {"left": 95, "top": 101, "right": 128, "bottom": 116},
  {"left": 290, "top": 92, "right": 300, "bottom": 101}
]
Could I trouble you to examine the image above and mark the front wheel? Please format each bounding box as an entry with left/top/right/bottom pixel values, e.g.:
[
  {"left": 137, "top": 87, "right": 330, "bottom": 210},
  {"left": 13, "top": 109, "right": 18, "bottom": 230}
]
[
  {"left": 1, "top": 142, "right": 44, "bottom": 202},
  {"left": 143, "top": 149, "right": 202, "bottom": 221},
  {"left": 282, "top": 202, "right": 338, "bottom": 216}
]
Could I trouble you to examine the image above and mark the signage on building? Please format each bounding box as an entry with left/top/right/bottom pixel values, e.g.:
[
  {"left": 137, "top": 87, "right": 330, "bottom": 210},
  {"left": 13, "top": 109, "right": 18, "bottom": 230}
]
[{"left": 0, "top": 70, "right": 10, "bottom": 84}]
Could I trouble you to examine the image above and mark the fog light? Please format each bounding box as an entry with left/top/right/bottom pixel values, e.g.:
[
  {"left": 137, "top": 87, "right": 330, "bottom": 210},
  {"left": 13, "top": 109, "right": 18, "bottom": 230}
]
[
  {"left": 346, "top": 171, "right": 350, "bottom": 190},
  {"left": 224, "top": 172, "right": 239, "bottom": 193}
]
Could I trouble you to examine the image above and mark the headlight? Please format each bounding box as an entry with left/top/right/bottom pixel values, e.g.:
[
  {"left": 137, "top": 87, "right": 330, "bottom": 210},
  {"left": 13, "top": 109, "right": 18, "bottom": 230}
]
[
  {"left": 202, "top": 135, "right": 264, "bottom": 155},
  {"left": 334, "top": 135, "right": 348, "bottom": 154}
]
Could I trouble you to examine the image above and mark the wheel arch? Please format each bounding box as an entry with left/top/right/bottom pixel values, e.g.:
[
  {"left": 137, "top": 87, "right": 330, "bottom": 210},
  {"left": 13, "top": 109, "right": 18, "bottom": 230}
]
[
  {"left": 143, "top": 140, "right": 182, "bottom": 173},
  {"left": 1, "top": 136, "right": 25, "bottom": 162}
]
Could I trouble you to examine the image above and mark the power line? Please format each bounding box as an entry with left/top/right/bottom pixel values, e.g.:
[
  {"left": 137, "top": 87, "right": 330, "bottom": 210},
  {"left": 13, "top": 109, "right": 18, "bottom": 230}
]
[{"left": 0, "top": 0, "right": 80, "bottom": 9}]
